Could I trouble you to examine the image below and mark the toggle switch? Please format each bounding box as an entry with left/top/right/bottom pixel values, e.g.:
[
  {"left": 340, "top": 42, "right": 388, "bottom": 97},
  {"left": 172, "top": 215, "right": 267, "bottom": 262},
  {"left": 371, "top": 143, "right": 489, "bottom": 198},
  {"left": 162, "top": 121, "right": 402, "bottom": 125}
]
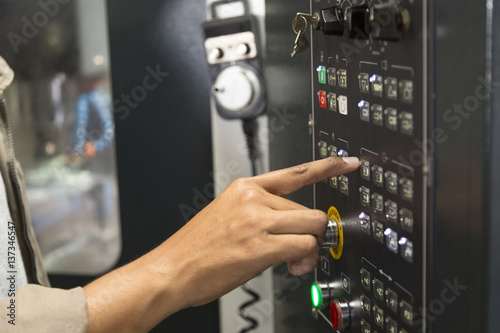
[{"left": 330, "top": 299, "right": 351, "bottom": 331}]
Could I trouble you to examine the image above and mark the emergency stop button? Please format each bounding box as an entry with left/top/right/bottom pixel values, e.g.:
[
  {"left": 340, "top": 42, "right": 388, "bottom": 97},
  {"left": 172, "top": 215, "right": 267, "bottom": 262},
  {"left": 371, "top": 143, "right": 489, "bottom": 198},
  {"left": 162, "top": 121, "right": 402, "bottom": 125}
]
[{"left": 330, "top": 299, "right": 351, "bottom": 331}]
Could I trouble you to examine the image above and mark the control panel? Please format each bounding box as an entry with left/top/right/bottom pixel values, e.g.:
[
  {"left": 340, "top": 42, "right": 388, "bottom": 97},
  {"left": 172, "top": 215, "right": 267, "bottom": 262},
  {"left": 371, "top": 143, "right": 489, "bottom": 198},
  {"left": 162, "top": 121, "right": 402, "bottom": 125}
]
[{"left": 309, "top": 0, "right": 428, "bottom": 332}]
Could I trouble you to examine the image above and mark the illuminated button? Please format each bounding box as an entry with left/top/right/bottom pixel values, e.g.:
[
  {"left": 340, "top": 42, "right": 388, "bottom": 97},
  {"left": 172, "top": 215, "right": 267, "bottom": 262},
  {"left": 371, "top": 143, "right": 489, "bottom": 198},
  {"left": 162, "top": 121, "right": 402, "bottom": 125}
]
[
  {"left": 360, "top": 159, "right": 371, "bottom": 181},
  {"left": 372, "top": 193, "right": 384, "bottom": 215},
  {"left": 372, "top": 278, "right": 384, "bottom": 301},
  {"left": 361, "top": 319, "right": 371, "bottom": 333},
  {"left": 384, "top": 108, "right": 398, "bottom": 131},
  {"left": 338, "top": 95, "right": 348, "bottom": 115},
  {"left": 385, "top": 289, "right": 398, "bottom": 313},
  {"left": 327, "top": 68, "right": 337, "bottom": 86},
  {"left": 372, "top": 220, "right": 384, "bottom": 243},
  {"left": 359, "top": 100, "right": 370, "bottom": 122},
  {"left": 385, "top": 200, "right": 398, "bottom": 223},
  {"left": 400, "top": 178, "right": 414, "bottom": 202},
  {"left": 386, "top": 316, "right": 398, "bottom": 333},
  {"left": 318, "top": 91, "right": 327, "bottom": 108},
  {"left": 360, "top": 187, "right": 371, "bottom": 208},
  {"left": 400, "top": 300, "right": 414, "bottom": 325},
  {"left": 384, "top": 228, "right": 398, "bottom": 253},
  {"left": 328, "top": 93, "right": 337, "bottom": 111},
  {"left": 359, "top": 212, "right": 371, "bottom": 235},
  {"left": 385, "top": 171, "right": 398, "bottom": 194},
  {"left": 399, "top": 80, "right": 414, "bottom": 104},
  {"left": 360, "top": 268, "right": 371, "bottom": 291},
  {"left": 400, "top": 208, "right": 414, "bottom": 233},
  {"left": 373, "top": 305, "right": 385, "bottom": 329},
  {"left": 337, "top": 69, "right": 347, "bottom": 89},
  {"left": 329, "top": 176, "right": 339, "bottom": 189},
  {"left": 361, "top": 294, "right": 371, "bottom": 315},
  {"left": 399, "top": 112, "right": 414, "bottom": 136},
  {"left": 370, "top": 74, "right": 384, "bottom": 97},
  {"left": 399, "top": 237, "right": 414, "bottom": 263},
  {"left": 385, "top": 77, "right": 398, "bottom": 100},
  {"left": 359, "top": 73, "right": 370, "bottom": 94},
  {"left": 339, "top": 175, "right": 349, "bottom": 195},
  {"left": 328, "top": 145, "right": 338, "bottom": 157},
  {"left": 317, "top": 66, "right": 327, "bottom": 84},
  {"left": 318, "top": 141, "right": 328, "bottom": 158},
  {"left": 372, "top": 165, "right": 384, "bottom": 187},
  {"left": 372, "top": 104, "right": 384, "bottom": 126},
  {"left": 311, "top": 282, "right": 332, "bottom": 309},
  {"left": 337, "top": 149, "right": 348, "bottom": 157},
  {"left": 330, "top": 299, "right": 351, "bottom": 331}
]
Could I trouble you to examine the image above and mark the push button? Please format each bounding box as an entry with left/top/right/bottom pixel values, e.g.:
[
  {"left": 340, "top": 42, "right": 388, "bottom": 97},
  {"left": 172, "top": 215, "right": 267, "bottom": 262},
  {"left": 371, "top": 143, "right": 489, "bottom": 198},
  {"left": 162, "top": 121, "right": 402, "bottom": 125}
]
[
  {"left": 360, "top": 187, "right": 371, "bottom": 208},
  {"left": 384, "top": 228, "right": 398, "bottom": 253},
  {"left": 372, "top": 104, "right": 384, "bottom": 126},
  {"left": 385, "top": 108, "right": 398, "bottom": 131},
  {"left": 385, "top": 171, "right": 398, "bottom": 194},
  {"left": 359, "top": 212, "right": 371, "bottom": 235},
  {"left": 372, "top": 165, "right": 384, "bottom": 187},
  {"left": 372, "top": 220, "right": 384, "bottom": 243},
  {"left": 337, "top": 69, "right": 347, "bottom": 88},
  {"left": 359, "top": 100, "right": 370, "bottom": 122},
  {"left": 370, "top": 75, "right": 384, "bottom": 97},
  {"left": 317, "top": 66, "right": 327, "bottom": 84},
  {"left": 400, "top": 208, "right": 414, "bottom": 233},
  {"left": 338, "top": 95, "right": 348, "bottom": 115},
  {"left": 359, "top": 73, "right": 370, "bottom": 94},
  {"left": 318, "top": 90, "right": 327, "bottom": 108},
  {"left": 360, "top": 294, "right": 371, "bottom": 315},
  {"left": 360, "top": 159, "right": 371, "bottom": 181},
  {"left": 384, "top": 77, "right": 398, "bottom": 100},
  {"left": 399, "top": 80, "right": 414, "bottom": 104},
  {"left": 399, "top": 237, "right": 414, "bottom": 263},
  {"left": 385, "top": 200, "right": 398, "bottom": 223},
  {"left": 372, "top": 278, "right": 384, "bottom": 301},
  {"left": 361, "top": 319, "right": 371, "bottom": 333},
  {"left": 360, "top": 268, "right": 371, "bottom": 291},
  {"left": 330, "top": 299, "right": 351, "bottom": 331},
  {"left": 400, "top": 300, "right": 414, "bottom": 325},
  {"left": 386, "top": 316, "right": 398, "bottom": 333},
  {"left": 372, "top": 193, "right": 384, "bottom": 215},
  {"left": 328, "top": 93, "right": 337, "bottom": 111},
  {"left": 385, "top": 289, "right": 398, "bottom": 313},
  {"left": 327, "top": 68, "right": 337, "bottom": 86},
  {"left": 373, "top": 305, "right": 385, "bottom": 329}
]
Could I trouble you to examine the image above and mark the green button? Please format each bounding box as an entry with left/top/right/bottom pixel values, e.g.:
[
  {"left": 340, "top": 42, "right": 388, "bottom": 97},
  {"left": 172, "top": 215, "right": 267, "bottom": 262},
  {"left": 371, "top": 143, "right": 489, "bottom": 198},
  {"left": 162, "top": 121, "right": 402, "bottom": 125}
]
[{"left": 317, "top": 66, "right": 326, "bottom": 84}]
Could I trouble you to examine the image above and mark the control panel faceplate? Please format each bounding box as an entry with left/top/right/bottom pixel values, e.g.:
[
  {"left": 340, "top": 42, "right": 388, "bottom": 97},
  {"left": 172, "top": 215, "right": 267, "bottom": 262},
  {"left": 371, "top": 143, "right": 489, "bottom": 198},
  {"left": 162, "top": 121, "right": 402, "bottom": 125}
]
[{"left": 310, "top": 0, "right": 428, "bottom": 332}]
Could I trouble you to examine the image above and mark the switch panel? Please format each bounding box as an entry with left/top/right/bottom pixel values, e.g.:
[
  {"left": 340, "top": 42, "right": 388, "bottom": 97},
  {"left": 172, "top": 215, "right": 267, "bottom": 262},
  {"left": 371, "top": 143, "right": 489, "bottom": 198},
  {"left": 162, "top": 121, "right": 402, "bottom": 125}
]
[{"left": 311, "top": 0, "right": 426, "bottom": 332}]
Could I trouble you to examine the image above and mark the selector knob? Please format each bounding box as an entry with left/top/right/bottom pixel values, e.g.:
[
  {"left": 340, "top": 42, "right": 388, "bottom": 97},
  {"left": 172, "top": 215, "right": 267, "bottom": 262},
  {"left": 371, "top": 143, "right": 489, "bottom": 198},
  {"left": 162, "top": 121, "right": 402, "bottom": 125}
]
[
  {"left": 330, "top": 299, "right": 351, "bottom": 331},
  {"left": 344, "top": 3, "right": 370, "bottom": 38},
  {"left": 316, "top": 7, "right": 344, "bottom": 35},
  {"left": 322, "top": 219, "right": 339, "bottom": 249},
  {"left": 369, "top": 2, "right": 410, "bottom": 41}
]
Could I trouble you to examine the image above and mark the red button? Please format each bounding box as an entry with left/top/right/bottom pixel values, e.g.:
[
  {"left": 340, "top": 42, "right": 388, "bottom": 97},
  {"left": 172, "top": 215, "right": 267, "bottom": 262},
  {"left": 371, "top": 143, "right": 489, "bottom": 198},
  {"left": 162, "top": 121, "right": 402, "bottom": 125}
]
[
  {"left": 318, "top": 90, "right": 327, "bottom": 108},
  {"left": 330, "top": 300, "right": 342, "bottom": 330}
]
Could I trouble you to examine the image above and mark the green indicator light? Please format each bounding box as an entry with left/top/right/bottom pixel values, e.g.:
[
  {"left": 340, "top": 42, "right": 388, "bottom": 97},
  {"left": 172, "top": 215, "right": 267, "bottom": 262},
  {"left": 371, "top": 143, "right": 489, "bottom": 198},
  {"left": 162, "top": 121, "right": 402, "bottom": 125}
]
[{"left": 311, "top": 284, "right": 322, "bottom": 309}]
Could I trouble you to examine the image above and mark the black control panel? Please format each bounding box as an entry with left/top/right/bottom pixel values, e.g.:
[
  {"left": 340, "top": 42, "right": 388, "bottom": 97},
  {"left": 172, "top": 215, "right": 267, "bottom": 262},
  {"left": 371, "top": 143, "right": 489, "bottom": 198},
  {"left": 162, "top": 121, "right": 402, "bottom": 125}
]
[{"left": 310, "top": 0, "right": 428, "bottom": 332}]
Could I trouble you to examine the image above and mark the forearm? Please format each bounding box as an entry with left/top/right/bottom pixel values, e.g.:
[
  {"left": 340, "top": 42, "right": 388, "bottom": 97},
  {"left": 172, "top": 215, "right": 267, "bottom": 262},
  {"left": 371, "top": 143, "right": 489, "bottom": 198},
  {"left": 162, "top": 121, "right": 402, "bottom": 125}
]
[{"left": 83, "top": 242, "right": 190, "bottom": 333}]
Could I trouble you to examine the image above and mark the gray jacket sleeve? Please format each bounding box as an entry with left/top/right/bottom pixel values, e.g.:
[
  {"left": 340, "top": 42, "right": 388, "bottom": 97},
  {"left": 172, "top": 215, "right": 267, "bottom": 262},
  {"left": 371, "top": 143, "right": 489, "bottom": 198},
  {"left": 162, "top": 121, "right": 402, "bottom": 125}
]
[{"left": 0, "top": 284, "right": 87, "bottom": 332}]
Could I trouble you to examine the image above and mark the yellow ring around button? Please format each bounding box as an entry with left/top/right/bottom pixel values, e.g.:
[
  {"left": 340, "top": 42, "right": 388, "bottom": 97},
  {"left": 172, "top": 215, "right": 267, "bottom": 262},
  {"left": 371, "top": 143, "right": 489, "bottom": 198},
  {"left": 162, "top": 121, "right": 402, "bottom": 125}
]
[{"left": 328, "top": 206, "right": 344, "bottom": 260}]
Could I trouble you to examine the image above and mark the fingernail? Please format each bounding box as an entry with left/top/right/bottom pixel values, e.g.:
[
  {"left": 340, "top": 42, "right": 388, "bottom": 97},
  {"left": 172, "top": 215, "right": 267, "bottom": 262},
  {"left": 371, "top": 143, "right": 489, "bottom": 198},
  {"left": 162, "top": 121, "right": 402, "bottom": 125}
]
[{"left": 342, "top": 157, "right": 360, "bottom": 166}]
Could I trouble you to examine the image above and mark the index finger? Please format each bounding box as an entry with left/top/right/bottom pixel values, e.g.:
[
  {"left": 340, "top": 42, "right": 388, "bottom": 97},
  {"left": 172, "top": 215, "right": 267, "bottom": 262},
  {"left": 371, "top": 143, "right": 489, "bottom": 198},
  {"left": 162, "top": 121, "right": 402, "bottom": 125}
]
[{"left": 252, "top": 157, "right": 359, "bottom": 197}]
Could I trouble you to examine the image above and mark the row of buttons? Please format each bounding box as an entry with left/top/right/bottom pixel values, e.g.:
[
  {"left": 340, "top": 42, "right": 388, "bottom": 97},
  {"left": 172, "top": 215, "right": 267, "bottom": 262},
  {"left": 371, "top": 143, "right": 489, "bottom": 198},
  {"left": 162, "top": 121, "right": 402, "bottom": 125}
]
[
  {"left": 359, "top": 213, "right": 414, "bottom": 263},
  {"left": 360, "top": 160, "right": 414, "bottom": 203},
  {"left": 359, "top": 186, "right": 414, "bottom": 226},
  {"left": 318, "top": 91, "right": 348, "bottom": 115},
  {"left": 317, "top": 66, "right": 348, "bottom": 89},
  {"left": 360, "top": 268, "right": 414, "bottom": 327},
  {"left": 358, "top": 73, "right": 414, "bottom": 104},
  {"left": 358, "top": 100, "right": 414, "bottom": 136}
]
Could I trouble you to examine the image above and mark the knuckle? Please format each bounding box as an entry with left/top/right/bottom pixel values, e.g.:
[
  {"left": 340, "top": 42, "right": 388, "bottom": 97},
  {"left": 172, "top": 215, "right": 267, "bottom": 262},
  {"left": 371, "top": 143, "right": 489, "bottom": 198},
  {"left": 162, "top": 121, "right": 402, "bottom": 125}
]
[{"left": 302, "top": 235, "right": 318, "bottom": 253}]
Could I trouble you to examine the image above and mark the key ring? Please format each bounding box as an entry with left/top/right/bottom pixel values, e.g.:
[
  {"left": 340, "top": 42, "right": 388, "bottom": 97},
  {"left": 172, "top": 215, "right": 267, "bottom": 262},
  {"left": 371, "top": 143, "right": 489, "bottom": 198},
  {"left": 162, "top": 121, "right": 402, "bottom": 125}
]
[{"left": 292, "top": 15, "right": 309, "bottom": 35}]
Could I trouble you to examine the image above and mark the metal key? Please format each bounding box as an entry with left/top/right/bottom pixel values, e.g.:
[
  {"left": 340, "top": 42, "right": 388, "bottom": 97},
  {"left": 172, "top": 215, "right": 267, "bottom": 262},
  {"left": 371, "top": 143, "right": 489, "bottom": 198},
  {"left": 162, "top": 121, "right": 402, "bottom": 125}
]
[{"left": 290, "top": 13, "right": 319, "bottom": 57}]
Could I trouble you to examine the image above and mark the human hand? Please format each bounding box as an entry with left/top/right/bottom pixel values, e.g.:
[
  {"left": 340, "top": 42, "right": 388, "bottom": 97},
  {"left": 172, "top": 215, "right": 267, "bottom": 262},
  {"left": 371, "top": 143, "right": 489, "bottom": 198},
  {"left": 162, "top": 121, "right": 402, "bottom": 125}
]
[
  {"left": 84, "top": 157, "right": 359, "bottom": 332},
  {"left": 160, "top": 156, "right": 360, "bottom": 307}
]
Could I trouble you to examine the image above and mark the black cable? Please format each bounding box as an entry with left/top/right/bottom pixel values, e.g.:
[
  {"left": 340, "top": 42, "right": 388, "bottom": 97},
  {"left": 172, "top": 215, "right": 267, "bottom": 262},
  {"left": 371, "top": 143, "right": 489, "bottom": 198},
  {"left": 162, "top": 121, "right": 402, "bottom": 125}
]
[
  {"left": 242, "top": 118, "right": 258, "bottom": 177},
  {"left": 238, "top": 117, "right": 261, "bottom": 333},
  {"left": 238, "top": 283, "right": 261, "bottom": 333}
]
